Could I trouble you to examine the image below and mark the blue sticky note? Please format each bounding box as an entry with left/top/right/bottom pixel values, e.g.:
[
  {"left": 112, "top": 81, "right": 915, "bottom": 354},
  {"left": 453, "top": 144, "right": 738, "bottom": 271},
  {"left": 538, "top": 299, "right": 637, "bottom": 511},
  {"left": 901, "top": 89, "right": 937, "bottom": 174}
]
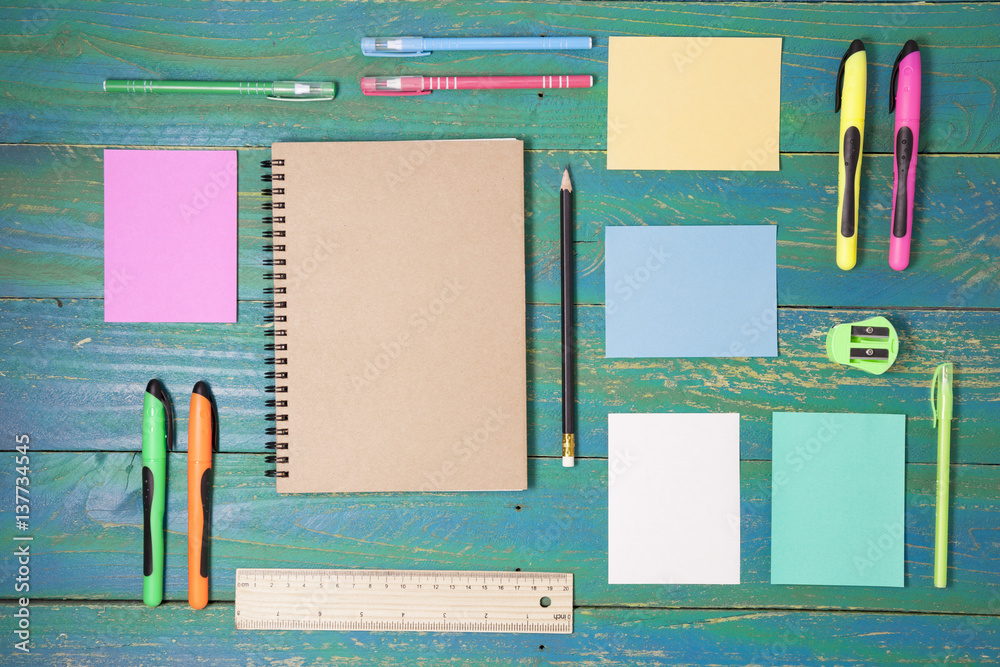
[
  {"left": 771, "top": 412, "right": 906, "bottom": 588},
  {"left": 605, "top": 225, "right": 777, "bottom": 358}
]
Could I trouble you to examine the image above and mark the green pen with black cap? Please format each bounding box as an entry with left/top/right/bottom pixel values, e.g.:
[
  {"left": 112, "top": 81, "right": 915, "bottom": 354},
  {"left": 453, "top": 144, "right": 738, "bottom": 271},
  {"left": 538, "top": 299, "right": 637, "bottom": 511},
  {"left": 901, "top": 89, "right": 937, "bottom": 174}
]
[{"left": 142, "top": 379, "right": 173, "bottom": 607}]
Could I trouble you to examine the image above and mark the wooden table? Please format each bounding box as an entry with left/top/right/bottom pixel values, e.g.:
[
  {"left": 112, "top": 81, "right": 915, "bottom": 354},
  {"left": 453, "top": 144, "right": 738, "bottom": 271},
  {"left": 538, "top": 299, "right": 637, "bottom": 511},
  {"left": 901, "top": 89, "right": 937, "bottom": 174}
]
[{"left": 2, "top": 1, "right": 999, "bottom": 664}]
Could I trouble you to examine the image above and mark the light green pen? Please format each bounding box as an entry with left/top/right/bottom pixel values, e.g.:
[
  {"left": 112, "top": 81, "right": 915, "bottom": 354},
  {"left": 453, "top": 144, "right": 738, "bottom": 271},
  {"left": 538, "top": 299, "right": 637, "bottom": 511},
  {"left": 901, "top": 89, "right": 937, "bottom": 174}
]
[
  {"left": 142, "top": 379, "right": 173, "bottom": 607},
  {"left": 104, "top": 79, "right": 335, "bottom": 101},
  {"left": 931, "top": 362, "right": 954, "bottom": 588}
]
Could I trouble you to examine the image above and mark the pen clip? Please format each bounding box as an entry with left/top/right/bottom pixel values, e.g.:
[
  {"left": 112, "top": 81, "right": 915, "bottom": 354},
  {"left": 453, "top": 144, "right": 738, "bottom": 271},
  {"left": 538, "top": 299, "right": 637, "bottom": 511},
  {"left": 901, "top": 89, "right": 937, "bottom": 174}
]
[
  {"left": 210, "top": 392, "right": 219, "bottom": 453},
  {"left": 212, "top": 408, "right": 219, "bottom": 452},
  {"left": 362, "top": 89, "right": 431, "bottom": 96},
  {"left": 164, "top": 389, "right": 173, "bottom": 452},
  {"left": 361, "top": 48, "right": 430, "bottom": 57},
  {"left": 835, "top": 39, "right": 865, "bottom": 113},
  {"left": 265, "top": 96, "right": 334, "bottom": 102},
  {"left": 889, "top": 40, "right": 919, "bottom": 112},
  {"left": 361, "top": 37, "right": 430, "bottom": 57},
  {"left": 889, "top": 56, "right": 901, "bottom": 112},
  {"left": 930, "top": 363, "right": 943, "bottom": 427},
  {"left": 145, "top": 378, "right": 174, "bottom": 451}
]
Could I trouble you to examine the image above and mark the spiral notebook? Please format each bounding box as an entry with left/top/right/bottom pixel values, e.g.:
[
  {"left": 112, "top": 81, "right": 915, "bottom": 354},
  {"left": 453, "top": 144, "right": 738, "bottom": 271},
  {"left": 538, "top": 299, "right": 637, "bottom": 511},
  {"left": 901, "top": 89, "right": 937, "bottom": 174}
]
[{"left": 262, "top": 140, "right": 527, "bottom": 493}]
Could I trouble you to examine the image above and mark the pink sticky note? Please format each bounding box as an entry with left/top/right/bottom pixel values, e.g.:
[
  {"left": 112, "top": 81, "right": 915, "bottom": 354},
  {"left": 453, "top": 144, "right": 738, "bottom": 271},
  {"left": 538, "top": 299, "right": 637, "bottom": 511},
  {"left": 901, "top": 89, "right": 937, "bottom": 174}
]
[{"left": 104, "top": 149, "right": 238, "bottom": 323}]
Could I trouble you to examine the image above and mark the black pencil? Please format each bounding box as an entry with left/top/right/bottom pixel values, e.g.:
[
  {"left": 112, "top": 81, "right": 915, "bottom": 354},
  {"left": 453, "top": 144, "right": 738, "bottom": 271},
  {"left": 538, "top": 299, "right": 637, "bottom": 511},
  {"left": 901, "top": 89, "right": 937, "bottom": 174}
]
[{"left": 560, "top": 168, "right": 575, "bottom": 467}]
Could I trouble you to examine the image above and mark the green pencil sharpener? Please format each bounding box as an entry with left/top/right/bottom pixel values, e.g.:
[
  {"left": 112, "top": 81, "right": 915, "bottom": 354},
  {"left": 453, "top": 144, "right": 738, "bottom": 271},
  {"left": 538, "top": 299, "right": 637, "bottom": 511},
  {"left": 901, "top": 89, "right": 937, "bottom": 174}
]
[{"left": 826, "top": 316, "right": 898, "bottom": 375}]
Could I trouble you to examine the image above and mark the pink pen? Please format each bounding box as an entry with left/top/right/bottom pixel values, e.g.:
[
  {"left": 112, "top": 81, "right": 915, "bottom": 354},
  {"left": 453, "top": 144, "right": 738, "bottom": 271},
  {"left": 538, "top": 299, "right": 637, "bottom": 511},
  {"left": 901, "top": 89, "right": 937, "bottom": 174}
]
[
  {"left": 889, "top": 40, "right": 921, "bottom": 271},
  {"left": 360, "top": 74, "right": 593, "bottom": 96}
]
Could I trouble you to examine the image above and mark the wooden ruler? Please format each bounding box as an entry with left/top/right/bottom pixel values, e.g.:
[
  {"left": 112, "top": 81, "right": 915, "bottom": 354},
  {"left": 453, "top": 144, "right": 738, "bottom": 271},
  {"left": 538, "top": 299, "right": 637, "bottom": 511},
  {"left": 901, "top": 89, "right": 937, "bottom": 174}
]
[{"left": 235, "top": 569, "right": 573, "bottom": 634}]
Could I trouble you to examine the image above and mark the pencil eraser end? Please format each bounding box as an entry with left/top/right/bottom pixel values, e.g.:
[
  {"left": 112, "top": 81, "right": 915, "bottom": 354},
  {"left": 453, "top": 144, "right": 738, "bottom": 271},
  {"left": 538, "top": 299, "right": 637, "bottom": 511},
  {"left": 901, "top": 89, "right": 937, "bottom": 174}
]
[{"left": 562, "top": 456, "right": 575, "bottom": 467}]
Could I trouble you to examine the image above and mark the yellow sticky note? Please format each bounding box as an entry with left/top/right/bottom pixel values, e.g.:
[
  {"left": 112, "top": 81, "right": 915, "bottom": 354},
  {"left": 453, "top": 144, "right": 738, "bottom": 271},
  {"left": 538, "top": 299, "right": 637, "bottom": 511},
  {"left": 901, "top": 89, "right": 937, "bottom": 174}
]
[{"left": 608, "top": 36, "right": 782, "bottom": 171}]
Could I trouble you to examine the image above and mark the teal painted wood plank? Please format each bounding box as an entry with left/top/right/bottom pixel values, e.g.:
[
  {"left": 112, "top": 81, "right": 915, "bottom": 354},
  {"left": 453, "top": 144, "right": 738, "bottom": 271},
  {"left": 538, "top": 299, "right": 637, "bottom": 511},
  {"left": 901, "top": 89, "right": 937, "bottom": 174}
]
[
  {"left": 2, "top": 454, "right": 998, "bottom": 614},
  {"left": 0, "top": 299, "right": 267, "bottom": 452},
  {"left": 2, "top": 298, "right": 998, "bottom": 464},
  {"left": 540, "top": 152, "right": 1000, "bottom": 309},
  {"left": 561, "top": 304, "right": 1000, "bottom": 464},
  {"left": 0, "top": 2, "right": 997, "bottom": 152},
  {"left": 3, "top": 146, "right": 998, "bottom": 309},
  {"left": 0, "top": 145, "right": 267, "bottom": 300},
  {"left": 1, "top": 2, "right": 997, "bottom": 662},
  {"left": 3, "top": 602, "right": 999, "bottom": 666}
]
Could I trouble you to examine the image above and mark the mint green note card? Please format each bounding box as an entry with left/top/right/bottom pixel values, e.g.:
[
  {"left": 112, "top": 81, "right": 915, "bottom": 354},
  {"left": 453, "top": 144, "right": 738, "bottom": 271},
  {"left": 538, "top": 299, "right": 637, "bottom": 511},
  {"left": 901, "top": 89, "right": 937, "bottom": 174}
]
[{"left": 771, "top": 412, "right": 906, "bottom": 587}]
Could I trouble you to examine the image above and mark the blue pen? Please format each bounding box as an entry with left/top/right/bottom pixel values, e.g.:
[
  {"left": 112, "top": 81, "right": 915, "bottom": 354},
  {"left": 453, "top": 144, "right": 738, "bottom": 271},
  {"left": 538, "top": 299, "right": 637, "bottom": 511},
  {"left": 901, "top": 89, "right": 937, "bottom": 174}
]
[{"left": 361, "top": 35, "right": 592, "bottom": 57}]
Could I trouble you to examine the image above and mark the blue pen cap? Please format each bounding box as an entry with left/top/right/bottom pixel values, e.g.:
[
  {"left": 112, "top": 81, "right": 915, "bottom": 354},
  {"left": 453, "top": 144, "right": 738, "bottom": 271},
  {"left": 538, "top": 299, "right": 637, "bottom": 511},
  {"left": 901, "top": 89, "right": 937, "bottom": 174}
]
[{"left": 361, "top": 36, "right": 430, "bottom": 57}]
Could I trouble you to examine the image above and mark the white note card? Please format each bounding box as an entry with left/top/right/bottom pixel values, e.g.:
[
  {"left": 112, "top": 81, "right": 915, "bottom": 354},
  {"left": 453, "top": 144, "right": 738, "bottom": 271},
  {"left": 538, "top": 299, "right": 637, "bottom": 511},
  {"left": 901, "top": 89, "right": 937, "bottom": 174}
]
[{"left": 608, "top": 413, "right": 741, "bottom": 585}]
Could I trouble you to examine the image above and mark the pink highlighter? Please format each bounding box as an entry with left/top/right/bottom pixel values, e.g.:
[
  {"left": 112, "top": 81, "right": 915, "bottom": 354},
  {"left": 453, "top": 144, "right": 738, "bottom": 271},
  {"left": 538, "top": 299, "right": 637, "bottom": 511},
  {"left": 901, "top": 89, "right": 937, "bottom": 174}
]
[{"left": 889, "top": 40, "right": 921, "bottom": 271}]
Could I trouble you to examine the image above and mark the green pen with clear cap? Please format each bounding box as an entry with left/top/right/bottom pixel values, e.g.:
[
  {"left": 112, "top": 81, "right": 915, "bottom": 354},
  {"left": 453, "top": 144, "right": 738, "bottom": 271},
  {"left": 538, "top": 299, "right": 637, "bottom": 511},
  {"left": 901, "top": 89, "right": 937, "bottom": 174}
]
[
  {"left": 931, "top": 363, "right": 954, "bottom": 588},
  {"left": 104, "top": 79, "right": 335, "bottom": 101}
]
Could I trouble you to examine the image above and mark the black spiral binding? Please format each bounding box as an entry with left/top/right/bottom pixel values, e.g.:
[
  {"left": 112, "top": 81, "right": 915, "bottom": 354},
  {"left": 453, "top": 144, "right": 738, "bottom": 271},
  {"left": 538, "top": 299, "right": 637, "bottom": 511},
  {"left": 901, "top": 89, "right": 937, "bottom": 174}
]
[{"left": 261, "top": 159, "right": 289, "bottom": 479}]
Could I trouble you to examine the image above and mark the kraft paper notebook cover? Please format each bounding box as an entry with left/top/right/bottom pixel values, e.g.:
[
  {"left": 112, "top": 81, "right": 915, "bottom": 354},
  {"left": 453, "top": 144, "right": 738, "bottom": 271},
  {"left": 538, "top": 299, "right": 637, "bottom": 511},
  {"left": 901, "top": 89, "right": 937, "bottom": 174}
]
[{"left": 263, "top": 140, "right": 527, "bottom": 493}]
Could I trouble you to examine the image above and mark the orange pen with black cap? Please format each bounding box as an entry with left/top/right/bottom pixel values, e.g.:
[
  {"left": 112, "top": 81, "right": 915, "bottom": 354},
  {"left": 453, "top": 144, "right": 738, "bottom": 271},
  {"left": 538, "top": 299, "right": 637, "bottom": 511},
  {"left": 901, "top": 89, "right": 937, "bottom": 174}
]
[{"left": 188, "top": 381, "right": 217, "bottom": 609}]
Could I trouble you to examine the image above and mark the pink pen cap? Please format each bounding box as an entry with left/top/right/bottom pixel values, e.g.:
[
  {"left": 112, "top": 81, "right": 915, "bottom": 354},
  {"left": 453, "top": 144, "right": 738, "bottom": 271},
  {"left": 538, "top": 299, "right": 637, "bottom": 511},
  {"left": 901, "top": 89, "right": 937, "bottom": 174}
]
[
  {"left": 360, "top": 76, "right": 430, "bottom": 96},
  {"left": 890, "top": 41, "right": 922, "bottom": 123}
]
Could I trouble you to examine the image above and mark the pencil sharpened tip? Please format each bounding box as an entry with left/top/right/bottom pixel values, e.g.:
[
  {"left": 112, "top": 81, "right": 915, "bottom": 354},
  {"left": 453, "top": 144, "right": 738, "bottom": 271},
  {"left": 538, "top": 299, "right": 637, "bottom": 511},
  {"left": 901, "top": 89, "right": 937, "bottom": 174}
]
[{"left": 561, "top": 168, "right": 572, "bottom": 192}]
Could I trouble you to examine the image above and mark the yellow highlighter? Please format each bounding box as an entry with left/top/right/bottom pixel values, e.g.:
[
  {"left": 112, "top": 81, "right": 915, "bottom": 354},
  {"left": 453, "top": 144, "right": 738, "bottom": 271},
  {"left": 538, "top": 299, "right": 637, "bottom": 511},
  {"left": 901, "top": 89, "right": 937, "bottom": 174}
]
[{"left": 835, "top": 40, "right": 867, "bottom": 270}]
